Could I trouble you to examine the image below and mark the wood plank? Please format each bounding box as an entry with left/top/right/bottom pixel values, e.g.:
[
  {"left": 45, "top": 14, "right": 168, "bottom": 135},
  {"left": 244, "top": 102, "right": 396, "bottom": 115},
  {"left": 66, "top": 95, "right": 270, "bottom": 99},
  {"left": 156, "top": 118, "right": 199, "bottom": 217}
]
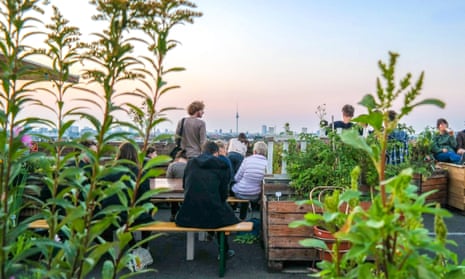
[
  {"left": 268, "top": 236, "right": 309, "bottom": 248},
  {"left": 267, "top": 200, "right": 312, "bottom": 214},
  {"left": 267, "top": 248, "right": 318, "bottom": 261},
  {"left": 137, "top": 221, "right": 253, "bottom": 232},
  {"left": 267, "top": 212, "right": 309, "bottom": 225},
  {"left": 267, "top": 224, "right": 312, "bottom": 237}
]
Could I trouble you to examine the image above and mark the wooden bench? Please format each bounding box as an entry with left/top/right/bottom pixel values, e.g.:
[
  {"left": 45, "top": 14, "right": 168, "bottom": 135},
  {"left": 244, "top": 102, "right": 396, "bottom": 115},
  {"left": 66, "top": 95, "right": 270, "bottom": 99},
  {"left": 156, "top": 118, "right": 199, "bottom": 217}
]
[
  {"left": 150, "top": 196, "right": 250, "bottom": 204},
  {"left": 29, "top": 219, "right": 253, "bottom": 277}
]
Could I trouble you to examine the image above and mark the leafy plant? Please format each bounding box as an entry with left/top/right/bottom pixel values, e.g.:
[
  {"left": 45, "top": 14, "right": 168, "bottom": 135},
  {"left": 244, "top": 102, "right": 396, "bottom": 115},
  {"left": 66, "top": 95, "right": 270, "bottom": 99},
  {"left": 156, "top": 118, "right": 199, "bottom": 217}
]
[
  {"left": 292, "top": 52, "right": 465, "bottom": 278},
  {"left": 286, "top": 133, "right": 377, "bottom": 199},
  {"left": 0, "top": 0, "right": 201, "bottom": 278}
]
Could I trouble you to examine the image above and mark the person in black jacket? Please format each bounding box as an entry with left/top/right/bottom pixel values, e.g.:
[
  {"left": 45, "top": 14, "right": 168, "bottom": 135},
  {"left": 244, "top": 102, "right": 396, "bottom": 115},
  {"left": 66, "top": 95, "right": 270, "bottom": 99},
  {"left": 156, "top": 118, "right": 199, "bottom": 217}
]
[{"left": 175, "top": 141, "right": 239, "bottom": 259}]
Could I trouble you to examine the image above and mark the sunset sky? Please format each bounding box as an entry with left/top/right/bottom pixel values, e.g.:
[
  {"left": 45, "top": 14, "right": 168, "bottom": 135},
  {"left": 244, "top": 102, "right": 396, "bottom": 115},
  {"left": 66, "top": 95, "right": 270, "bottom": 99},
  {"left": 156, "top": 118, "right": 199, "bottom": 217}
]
[{"left": 44, "top": 1, "right": 465, "bottom": 134}]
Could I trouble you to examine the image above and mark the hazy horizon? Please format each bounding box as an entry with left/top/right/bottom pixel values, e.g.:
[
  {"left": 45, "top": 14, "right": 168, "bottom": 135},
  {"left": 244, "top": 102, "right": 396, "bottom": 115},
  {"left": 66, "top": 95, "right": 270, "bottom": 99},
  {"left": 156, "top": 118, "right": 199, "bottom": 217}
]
[{"left": 22, "top": 1, "right": 465, "bottom": 134}]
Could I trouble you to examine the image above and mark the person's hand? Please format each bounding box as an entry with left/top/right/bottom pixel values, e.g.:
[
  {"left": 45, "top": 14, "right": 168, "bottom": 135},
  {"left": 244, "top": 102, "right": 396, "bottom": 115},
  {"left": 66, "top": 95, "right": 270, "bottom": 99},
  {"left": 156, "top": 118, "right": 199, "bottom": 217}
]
[{"left": 443, "top": 148, "right": 448, "bottom": 153}]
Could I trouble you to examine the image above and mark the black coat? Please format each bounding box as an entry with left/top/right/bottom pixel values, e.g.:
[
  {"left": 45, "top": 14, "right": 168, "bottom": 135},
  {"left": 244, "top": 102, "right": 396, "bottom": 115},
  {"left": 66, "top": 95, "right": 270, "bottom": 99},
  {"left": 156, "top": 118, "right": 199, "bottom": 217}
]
[{"left": 175, "top": 154, "right": 240, "bottom": 228}]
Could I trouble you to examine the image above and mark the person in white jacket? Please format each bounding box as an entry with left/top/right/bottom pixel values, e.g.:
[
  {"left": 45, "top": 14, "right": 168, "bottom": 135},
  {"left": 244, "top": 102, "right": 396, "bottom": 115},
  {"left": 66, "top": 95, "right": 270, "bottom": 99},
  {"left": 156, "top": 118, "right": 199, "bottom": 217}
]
[
  {"left": 232, "top": 141, "right": 267, "bottom": 220},
  {"left": 227, "top": 132, "right": 248, "bottom": 174}
]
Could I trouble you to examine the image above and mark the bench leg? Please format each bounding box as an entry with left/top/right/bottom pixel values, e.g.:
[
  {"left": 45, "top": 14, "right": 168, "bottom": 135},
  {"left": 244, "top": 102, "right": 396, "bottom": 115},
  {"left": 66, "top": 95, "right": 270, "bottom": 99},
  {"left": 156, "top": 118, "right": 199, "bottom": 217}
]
[
  {"left": 186, "top": 232, "right": 195, "bottom": 260},
  {"left": 218, "top": 232, "right": 226, "bottom": 277},
  {"left": 198, "top": 231, "right": 206, "bottom": 241}
]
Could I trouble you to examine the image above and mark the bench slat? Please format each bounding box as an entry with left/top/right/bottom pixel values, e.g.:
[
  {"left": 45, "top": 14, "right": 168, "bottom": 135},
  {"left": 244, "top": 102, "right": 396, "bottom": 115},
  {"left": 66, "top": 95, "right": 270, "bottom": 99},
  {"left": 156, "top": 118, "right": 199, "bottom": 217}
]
[
  {"left": 137, "top": 221, "right": 253, "bottom": 232},
  {"left": 151, "top": 196, "right": 249, "bottom": 203}
]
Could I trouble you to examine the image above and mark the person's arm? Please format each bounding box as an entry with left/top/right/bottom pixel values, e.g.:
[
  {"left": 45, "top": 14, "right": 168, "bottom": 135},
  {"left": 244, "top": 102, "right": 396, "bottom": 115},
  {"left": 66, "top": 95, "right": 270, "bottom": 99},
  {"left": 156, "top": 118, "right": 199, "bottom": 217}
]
[
  {"left": 234, "top": 158, "right": 246, "bottom": 183},
  {"left": 166, "top": 163, "right": 174, "bottom": 178},
  {"left": 449, "top": 134, "right": 458, "bottom": 150},
  {"left": 199, "top": 121, "right": 206, "bottom": 146}
]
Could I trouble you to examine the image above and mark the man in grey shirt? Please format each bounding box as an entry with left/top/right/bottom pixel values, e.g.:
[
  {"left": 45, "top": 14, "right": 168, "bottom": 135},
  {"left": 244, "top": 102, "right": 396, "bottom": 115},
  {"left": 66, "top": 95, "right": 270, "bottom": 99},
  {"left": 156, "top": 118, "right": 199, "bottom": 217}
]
[{"left": 176, "top": 100, "right": 207, "bottom": 158}]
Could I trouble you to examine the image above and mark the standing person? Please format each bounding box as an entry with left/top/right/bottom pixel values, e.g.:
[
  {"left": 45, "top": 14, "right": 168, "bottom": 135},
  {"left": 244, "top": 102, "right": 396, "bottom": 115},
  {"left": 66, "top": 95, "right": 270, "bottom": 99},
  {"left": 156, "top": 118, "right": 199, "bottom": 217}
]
[
  {"left": 166, "top": 150, "right": 188, "bottom": 221},
  {"left": 176, "top": 100, "right": 206, "bottom": 159},
  {"left": 176, "top": 141, "right": 239, "bottom": 259},
  {"left": 232, "top": 141, "right": 268, "bottom": 220},
  {"left": 227, "top": 133, "right": 248, "bottom": 174},
  {"left": 432, "top": 118, "right": 463, "bottom": 164},
  {"left": 332, "top": 104, "right": 355, "bottom": 131}
]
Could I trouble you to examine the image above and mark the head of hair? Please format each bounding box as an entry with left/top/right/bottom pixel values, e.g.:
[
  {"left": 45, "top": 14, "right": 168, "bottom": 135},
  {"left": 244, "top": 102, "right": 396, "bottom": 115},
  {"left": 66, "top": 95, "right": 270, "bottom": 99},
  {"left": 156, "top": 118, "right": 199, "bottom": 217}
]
[
  {"left": 80, "top": 139, "right": 96, "bottom": 148},
  {"left": 174, "top": 149, "right": 187, "bottom": 160},
  {"left": 388, "top": 110, "right": 397, "bottom": 121},
  {"left": 215, "top": 140, "right": 226, "bottom": 149},
  {"left": 437, "top": 118, "right": 448, "bottom": 128},
  {"left": 202, "top": 141, "right": 219, "bottom": 155},
  {"left": 342, "top": 104, "right": 354, "bottom": 117},
  {"left": 253, "top": 141, "right": 267, "bottom": 156},
  {"left": 187, "top": 101, "right": 205, "bottom": 116},
  {"left": 238, "top": 132, "right": 248, "bottom": 143},
  {"left": 117, "top": 141, "right": 138, "bottom": 163},
  {"left": 146, "top": 145, "right": 156, "bottom": 155}
]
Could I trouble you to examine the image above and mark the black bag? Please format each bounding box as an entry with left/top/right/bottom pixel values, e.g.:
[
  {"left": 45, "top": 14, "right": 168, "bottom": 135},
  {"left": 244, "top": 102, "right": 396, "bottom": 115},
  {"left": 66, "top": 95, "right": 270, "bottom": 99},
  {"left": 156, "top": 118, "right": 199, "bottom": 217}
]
[{"left": 169, "top": 118, "right": 185, "bottom": 158}]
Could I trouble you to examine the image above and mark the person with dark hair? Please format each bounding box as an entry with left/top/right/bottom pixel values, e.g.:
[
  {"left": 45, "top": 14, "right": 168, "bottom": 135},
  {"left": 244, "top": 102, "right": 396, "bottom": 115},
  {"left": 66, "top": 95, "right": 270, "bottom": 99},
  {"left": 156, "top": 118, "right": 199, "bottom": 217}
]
[
  {"left": 145, "top": 145, "right": 157, "bottom": 160},
  {"left": 386, "top": 110, "right": 409, "bottom": 165},
  {"left": 175, "top": 100, "right": 206, "bottom": 158},
  {"left": 100, "top": 141, "right": 154, "bottom": 247},
  {"left": 332, "top": 104, "right": 355, "bottom": 131},
  {"left": 227, "top": 133, "right": 248, "bottom": 174},
  {"left": 432, "top": 118, "right": 463, "bottom": 164},
  {"left": 176, "top": 141, "right": 239, "bottom": 259}
]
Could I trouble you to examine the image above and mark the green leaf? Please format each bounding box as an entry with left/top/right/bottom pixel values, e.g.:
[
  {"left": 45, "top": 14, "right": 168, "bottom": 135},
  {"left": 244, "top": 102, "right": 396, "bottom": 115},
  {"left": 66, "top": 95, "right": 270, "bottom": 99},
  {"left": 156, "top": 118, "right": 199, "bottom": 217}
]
[
  {"left": 340, "top": 129, "right": 373, "bottom": 156},
  {"left": 366, "top": 220, "right": 384, "bottom": 229},
  {"left": 299, "top": 238, "right": 328, "bottom": 250}
]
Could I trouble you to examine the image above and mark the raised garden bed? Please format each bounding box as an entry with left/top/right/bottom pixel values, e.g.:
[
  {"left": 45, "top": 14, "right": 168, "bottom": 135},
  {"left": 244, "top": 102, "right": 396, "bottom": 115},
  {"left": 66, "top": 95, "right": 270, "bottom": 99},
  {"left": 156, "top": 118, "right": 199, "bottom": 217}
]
[{"left": 261, "top": 176, "right": 318, "bottom": 271}]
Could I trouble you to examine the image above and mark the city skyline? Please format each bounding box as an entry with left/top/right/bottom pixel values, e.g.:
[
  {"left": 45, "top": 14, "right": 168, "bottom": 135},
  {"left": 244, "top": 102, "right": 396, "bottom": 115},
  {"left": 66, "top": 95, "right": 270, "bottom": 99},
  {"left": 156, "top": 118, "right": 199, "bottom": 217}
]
[{"left": 24, "top": 1, "right": 465, "bottom": 134}]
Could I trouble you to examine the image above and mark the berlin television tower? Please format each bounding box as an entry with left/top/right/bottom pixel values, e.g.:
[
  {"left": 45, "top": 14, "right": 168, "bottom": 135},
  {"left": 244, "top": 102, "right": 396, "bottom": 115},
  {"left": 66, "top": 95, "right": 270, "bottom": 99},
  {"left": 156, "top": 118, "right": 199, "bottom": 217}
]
[{"left": 235, "top": 104, "right": 239, "bottom": 135}]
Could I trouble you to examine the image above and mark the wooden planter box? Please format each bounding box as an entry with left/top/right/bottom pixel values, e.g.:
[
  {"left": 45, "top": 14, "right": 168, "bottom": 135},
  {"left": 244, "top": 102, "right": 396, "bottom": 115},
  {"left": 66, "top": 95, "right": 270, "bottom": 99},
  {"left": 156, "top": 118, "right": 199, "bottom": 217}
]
[
  {"left": 262, "top": 180, "right": 318, "bottom": 271},
  {"left": 412, "top": 169, "right": 448, "bottom": 206},
  {"left": 437, "top": 163, "right": 465, "bottom": 210}
]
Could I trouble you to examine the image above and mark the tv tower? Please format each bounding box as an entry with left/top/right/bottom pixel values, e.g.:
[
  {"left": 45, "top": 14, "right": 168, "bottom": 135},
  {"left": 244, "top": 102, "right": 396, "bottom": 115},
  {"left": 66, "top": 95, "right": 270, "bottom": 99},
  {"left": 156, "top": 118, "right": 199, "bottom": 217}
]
[{"left": 235, "top": 104, "right": 239, "bottom": 135}]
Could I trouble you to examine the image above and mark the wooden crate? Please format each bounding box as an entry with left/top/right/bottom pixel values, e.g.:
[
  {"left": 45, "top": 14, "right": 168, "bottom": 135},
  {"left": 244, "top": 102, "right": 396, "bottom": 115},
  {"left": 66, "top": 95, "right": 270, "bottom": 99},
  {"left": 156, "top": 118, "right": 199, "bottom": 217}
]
[
  {"left": 438, "top": 163, "right": 465, "bottom": 210},
  {"left": 262, "top": 183, "right": 318, "bottom": 271},
  {"left": 412, "top": 170, "right": 448, "bottom": 206}
]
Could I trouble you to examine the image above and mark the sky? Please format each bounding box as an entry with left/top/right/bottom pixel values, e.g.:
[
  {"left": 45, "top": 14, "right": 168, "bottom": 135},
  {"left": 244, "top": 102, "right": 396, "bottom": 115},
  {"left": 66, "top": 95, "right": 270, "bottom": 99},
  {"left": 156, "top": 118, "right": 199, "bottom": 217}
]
[{"left": 30, "top": 1, "right": 465, "bottom": 134}]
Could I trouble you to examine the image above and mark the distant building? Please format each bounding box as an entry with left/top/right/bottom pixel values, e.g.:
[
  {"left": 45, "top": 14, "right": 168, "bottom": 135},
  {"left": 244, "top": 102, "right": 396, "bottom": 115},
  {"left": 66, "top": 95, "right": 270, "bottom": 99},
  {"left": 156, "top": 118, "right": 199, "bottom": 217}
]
[{"left": 261, "top": 125, "right": 267, "bottom": 135}]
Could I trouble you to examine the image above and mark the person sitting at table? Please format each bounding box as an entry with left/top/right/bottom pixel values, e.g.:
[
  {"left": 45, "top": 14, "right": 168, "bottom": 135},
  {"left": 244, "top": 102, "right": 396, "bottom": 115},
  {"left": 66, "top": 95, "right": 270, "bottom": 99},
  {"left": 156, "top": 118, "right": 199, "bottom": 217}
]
[
  {"left": 176, "top": 141, "right": 239, "bottom": 259},
  {"left": 227, "top": 133, "right": 248, "bottom": 174},
  {"left": 100, "top": 141, "right": 154, "bottom": 247},
  {"left": 216, "top": 140, "right": 234, "bottom": 190},
  {"left": 432, "top": 118, "right": 463, "bottom": 164},
  {"left": 231, "top": 141, "right": 268, "bottom": 220},
  {"left": 166, "top": 149, "right": 188, "bottom": 221}
]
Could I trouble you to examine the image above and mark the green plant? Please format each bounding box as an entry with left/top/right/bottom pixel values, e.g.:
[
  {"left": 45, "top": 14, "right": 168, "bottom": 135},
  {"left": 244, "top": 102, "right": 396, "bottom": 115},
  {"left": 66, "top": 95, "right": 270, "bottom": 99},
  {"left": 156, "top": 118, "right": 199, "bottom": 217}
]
[
  {"left": 233, "top": 233, "right": 259, "bottom": 244},
  {"left": 286, "top": 134, "right": 377, "bottom": 199},
  {"left": 292, "top": 52, "right": 465, "bottom": 278},
  {"left": 0, "top": 0, "right": 201, "bottom": 278}
]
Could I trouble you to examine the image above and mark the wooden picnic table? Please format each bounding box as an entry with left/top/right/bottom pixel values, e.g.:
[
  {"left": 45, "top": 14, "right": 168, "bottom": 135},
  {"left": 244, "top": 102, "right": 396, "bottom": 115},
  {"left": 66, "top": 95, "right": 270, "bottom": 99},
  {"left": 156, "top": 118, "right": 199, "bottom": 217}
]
[
  {"left": 150, "top": 178, "right": 248, "bottom": 204},
  {"left": 150, "top": 178, "right": 183, "bottom": 193}
]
